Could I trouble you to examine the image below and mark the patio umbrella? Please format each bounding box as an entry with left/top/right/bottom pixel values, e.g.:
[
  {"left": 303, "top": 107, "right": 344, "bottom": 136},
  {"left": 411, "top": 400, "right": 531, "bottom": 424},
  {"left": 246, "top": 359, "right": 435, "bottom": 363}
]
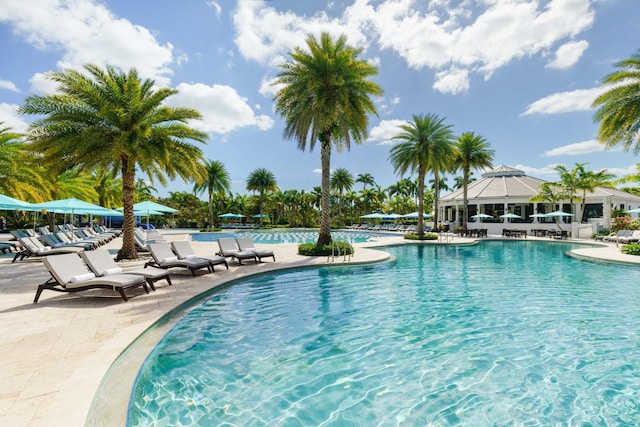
[
  {"left": 471, "top": 213, "right": 493, "bottom": 222},
  {"left": 33, "top": 198, "right": 112, "bottom": 239},
  {"left": 401, "top": 212, "right": 432, "bottom": 219},
  {"left": 133, "top": 200, "right": 178, "bottom": 214},
  {"left": 382, "top": 213, "right": 402, "bottom": 220},
  {"left": 499, "top": 213, "right": 522, "bottom": 223},
  {"left": 0, "top": 194, "right": 38, "bottom": 211},
  {"left": 252, "top": 213, "right": 268, "bottom": 219},
  {"left": 544, "top": 211, "right": 573, "bottom": 218},
  {"left": 219, "top": 213, "right": 245, "bottom": 219},
  {"left": 360, "top": 213, "right": 385, "bottom": 219}
]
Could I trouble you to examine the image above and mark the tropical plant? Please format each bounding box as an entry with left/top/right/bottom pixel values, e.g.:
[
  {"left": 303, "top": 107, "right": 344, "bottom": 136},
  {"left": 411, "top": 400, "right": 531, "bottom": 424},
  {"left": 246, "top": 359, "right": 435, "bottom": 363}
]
[
  {"left": 356, "top": 173, "right": 376, "bottom": 191},
  {"left": 246, "top": 168, "right": 277, "bottom": 225},
  {"left": 530, "top": 182, "right": 566, "bottom": 229},
  {"left": 0, "top": 123, "right": 45, "bottom": 201},
  {"left": 273, "top": 32, "right": 382, "bottom": 246},
  {"left": 453, "top": 132, "right": 494, "bottom": 228},
  {"left": 592, "top": 50, "right": 640, "bottom": 153},
  {"left": 134, "top": 179, "right": 157, "bottom": 202},
  {"left": 388, "top": 113, "right": 455, "bottom": 236},
  {"left": 193, "top": 159, "right": 231, "bottom": 228},
  {"left": 92, "top": 169, "right": 122, "bottom": 209},
  {"left": 330, "top": 167, "right": 354, "bottom": 227},
  {"left": 20, "top": 64, "right": 207, "bottom": 259}
]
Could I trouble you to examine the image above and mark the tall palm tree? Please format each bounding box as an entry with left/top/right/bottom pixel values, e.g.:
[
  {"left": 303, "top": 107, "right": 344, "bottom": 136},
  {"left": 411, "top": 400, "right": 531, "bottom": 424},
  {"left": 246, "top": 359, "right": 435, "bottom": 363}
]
[
  {"left": 530, "top": 182, "right": 566, "bottom": 229},
  {"left": 20, "top": 64, "right": 207, "bottom": 259},
  {"left": 273, "top": 32, "right": 382, "bottom": 246},
  {"left": 356, "top": 173, "right": 375, "bottom": 191},
  {"left": 193, "top": 160, "right": 231, "bottom": 228},
  {"left": 246, "top": 168, "right": 277, "bottom": 225},
  {"left": 453, "top": 132, "right": 494, "bottom": 229},
  {"left": 388, "top": 113, "right": 455, "bottom": 236},
  {"left": 592, "top": 51, "right": 640, "bottom": 153},
  {"left": 330, "top": 167, "right": 354, "bottom": 227},
  {"left": 573, "top": 165, "right": 614, "bottom": 222},
  {"left": 0, "top": 123, "right": 45, "bottom": 201}
]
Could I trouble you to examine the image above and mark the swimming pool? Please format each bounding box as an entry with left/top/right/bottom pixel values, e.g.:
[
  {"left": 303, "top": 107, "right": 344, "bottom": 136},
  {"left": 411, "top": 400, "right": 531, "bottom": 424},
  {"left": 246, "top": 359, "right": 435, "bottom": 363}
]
[
  {"left": 128, "top": 241, "right": 640, "bottom": 425},
  {"left": 191, "top": 229, "right": 389, "bottom": 244}
]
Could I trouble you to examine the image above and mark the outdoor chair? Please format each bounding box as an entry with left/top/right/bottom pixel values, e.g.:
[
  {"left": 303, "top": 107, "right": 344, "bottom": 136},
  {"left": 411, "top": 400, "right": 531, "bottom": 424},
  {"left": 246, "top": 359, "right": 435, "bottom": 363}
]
[
  {"left": 145, "top": 242, "right": 212, "bottom": 276},
  {"left": 13, "top": 237, "right": 84, "bottom": 263},
  {"left": 36, "top": 253, "right": 148, "bottom": 303},
  {"left": 81, "top": 249, "right": 172, "bottom": 291},
  {"left": 170, "top": 240, "right": 228, "bottom": 271},
  {"left": 216, "top": 237, "right": 258, "bottom": 265},
  {"left": 236, "top": 237, "right": 275, "bottom": 262}
]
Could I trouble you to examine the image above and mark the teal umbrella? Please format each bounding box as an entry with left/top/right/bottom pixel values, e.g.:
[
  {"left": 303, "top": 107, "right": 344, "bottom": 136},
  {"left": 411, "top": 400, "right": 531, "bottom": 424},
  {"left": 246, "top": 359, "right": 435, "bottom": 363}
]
[
  {"left": 0, "top": 194, "right": 38, "bottom": 211},
  {"left": 133, "top": 200, "right": 177, "bottom": 213},
  {"left": 219, "top": 213, "right": 244, "bottom": 219},
  {"left": 33, "top": 197, "right": 109, "bottom": 215}
]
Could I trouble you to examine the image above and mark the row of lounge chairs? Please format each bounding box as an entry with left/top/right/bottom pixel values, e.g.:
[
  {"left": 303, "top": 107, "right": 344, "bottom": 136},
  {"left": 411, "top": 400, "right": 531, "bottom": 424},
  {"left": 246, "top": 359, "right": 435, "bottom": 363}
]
[
  {"left": 34, "top": 237, "right": 275, "bottom": 303},
  {"left": 597, "top": 229, "right": 640, "bottom": 244}
]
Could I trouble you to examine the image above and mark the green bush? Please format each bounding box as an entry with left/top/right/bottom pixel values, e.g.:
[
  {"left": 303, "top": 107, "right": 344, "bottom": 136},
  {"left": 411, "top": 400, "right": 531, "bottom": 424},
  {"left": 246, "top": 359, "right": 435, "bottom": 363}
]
[
  {"left": 298, "top": 241, "right": 354, "bottom": 256},
  {"left": 404, "top": 232, "right": 439, "bottom": 241},
  {"left": 621, "top": 244, "right": 640, "bottom": 256}
]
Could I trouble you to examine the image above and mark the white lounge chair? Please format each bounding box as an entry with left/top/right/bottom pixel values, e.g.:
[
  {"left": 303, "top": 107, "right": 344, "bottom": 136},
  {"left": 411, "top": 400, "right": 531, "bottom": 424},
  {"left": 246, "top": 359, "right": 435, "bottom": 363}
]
[
  {"left": 170, "top": 241, "right": 228, "bottom": 271},
  {"left": 216, "top": 237, "right": 257, "bottom": 265},
  {"left": 236, "top": 237, "right": 275, "bottom": 262},
  {"left": 146, "top": 243, "right": 212, "bottom": 276},
  {"left": 36, "top": 253, "right": 148, "bottom": 302},
  {"left": 13, "top": 237, "right": 84, "bottom": 263},
  {"left": 81, "top": 249, "right": 172, "bottom": 290}
]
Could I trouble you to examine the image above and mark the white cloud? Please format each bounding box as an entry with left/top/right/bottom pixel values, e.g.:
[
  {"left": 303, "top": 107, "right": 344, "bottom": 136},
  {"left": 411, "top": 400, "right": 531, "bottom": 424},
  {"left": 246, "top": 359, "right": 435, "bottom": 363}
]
[
  {"left": 0, "top": 0, "right": 176, "bottom": 86},
  {"left": 233, "top": 0, "right": 596, "bottom": 95},
  {"left": 0, "top": 79, "right": 19, "bottom": 92},
  {"left": 0, "top": 103, "right": 30, "bottom": 133},
  {"left": 607, "top": 165, "right": 638, "bottom": 179},
  {"left": 543, "top": 139, "right": 608, "bottom": 157},
  {"left": 258, "top": 76, "right": 282, "bottom": 98},
  {"left": 313, "top": 168, "right": 322, "bottom": 174},
  {"left": 545, "top": 40, "right": 589, "bottom": 69},
  {"left": 167, "top": 82, "right": 274, "bottom": 134},
  {"left": 391, "top": 97, "right": 400, "bottom": 105},
  {"left": 521, "top": 86, "right": 605, "bottom": 115},
  {"left": 367, "top": 119, "right": 407, "bottom": 145},
  {"left": 513, "top": 163, "right": 561, "bottom": 179},
  {"left": 206, "top": 1, "right": 222, "bottom": 19}
]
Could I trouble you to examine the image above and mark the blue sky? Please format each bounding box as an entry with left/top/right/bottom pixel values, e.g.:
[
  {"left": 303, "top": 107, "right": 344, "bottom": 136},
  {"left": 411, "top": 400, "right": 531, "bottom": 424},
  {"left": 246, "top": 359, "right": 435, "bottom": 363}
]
[{"left": 0, "top": 0, "right": 638, "bottom": 198}]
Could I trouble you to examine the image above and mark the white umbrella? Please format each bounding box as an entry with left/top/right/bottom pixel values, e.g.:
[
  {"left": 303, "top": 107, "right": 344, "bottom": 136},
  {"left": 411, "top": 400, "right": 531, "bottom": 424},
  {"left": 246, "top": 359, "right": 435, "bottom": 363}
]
[
  {"left": 402, "top": 211, "right": 432, "bottom": 219},
  {"left": 499, "top": 213, "right": 522, "bottom": 223},
  {"left": 544, "top": 211, "right": 573, "bottom": 217},
  {"left": 360, "top": 213, "right": 385, "bottom": 219},
  {"left": 471, "top": 213, "right": 493, "bottom": 220}
]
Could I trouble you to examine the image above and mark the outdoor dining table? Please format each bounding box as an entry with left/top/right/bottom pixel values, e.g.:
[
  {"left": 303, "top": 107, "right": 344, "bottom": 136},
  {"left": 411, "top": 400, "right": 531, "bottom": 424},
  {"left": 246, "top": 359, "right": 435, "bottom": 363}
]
[{"left": 502, "top": 229, "right": 527, "bottom": 238}]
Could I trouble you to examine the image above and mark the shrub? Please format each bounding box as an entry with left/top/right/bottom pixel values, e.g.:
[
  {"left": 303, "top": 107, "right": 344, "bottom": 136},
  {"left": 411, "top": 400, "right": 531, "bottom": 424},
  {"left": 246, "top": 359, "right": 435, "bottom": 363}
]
[
  {"left": 621, "top": 244, "right": 640, "bottom": 256},
  {"left": 298, "top": 241, "right": 354, "bottom": 256},
  {"left": 404, "top": 232, "right": 438, "bottom": 241}
]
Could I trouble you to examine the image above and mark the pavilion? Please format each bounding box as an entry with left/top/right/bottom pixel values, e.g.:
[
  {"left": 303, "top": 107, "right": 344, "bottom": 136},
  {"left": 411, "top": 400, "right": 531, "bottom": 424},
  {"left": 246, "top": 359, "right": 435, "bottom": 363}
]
[{"left": 438, "top": 165, "right": 640, "bottom": 237}]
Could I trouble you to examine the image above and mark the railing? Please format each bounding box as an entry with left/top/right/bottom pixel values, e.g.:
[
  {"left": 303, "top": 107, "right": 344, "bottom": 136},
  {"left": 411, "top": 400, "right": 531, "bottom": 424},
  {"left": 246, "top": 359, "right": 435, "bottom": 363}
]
[{"left": 327, "top": 240, "right": 352, "bottom": 263}]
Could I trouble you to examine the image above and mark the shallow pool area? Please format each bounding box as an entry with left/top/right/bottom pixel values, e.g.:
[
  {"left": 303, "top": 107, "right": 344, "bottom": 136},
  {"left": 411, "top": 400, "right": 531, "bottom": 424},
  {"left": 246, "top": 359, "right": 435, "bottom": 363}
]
[
  {"left": 191, "top": 229, "right": 389, "bottom": 244},
  {"left": 128, "top": 241, "right": 640, "bottom": 425}
]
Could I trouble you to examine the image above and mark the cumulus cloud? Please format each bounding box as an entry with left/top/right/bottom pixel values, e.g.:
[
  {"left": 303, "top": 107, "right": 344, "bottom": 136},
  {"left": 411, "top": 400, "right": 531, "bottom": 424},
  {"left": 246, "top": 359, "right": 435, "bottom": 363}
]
[
  {"left": 521, "top": 86, "right": 606, "bottom": 115},
  {"left": 258, "top": 76, "right": 282, "bottom": 98},
  {"left": 232, "top": 0, "right": 596, "bottom": 95},
  {"left": 0, "top": 0, "right": 176, "bottom": 85},
  {"left": 543, "top": 139, "right": 608, "bottom": 157},
  {"left": 367, "top": 119, "right": 407, "bottom": 145},
  {"left": 167, "top": 82, "right": 274, "bottom": 134},
  {"left": 0, "top": 79, "right": 19, "bottom": 92},
  {"left": 546, "top": 40, "right": 589, "bottom": 70},
  {"left": 513, "top": 163, "right": 561, "bottom": 179},
  {"left": 0, "top": 103, "right": 30, "bottom": 133}
]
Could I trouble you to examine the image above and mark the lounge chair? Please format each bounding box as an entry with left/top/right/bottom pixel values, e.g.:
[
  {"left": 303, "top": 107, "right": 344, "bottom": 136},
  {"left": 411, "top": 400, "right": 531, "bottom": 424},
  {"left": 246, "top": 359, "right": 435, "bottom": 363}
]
[
  {"left": 81, "top": 249, "right": 172, "bottom": 290},
  {"left": 145, "top": 242, "right": 212, "bottom": 276},
  {"left": 36, "top": 253, "right": 149, "bottom": 303},
  {"left": 236, "top": 237, "right": 275, "bottom": 262},
  {"left": 170, "top": 240, "right": 228, "bottom": 271},
  {"left": 13, "top": 237, "right": 84, "bottom": 263},
  {"left": 216, "top": 237, "right": 258, "bottom": 265}
]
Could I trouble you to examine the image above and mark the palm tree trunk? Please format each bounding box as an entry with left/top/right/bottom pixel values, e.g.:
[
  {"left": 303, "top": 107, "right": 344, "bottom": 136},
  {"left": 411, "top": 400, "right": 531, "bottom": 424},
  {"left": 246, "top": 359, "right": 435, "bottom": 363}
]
[
  {"left": 433, "top": 170, "right": 440, "bottom": 230},
  {"left": 208, "top": 190, "right": 214, "bottom": 229},
  {"left": 417, "top": 167, "right": 425, "bottom": 237},
  {"left": 462, "top": 168, "right": 469, "bottom": 229},
  {"left": 317, "top": 140, "right": 332, "bottom": 246},
  {"left": 118, "top": 168, "right": 138, "bottom": 260}
]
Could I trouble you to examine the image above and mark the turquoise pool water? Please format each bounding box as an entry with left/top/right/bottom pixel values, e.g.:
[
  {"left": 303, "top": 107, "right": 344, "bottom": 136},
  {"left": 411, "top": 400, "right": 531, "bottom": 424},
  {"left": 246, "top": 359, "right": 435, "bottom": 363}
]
[
  {"left": 128, "top": 241, "right": 640, "bottom": 425},
  {"left": 191, "top": 229, "right": 387, "bottom": 244}
]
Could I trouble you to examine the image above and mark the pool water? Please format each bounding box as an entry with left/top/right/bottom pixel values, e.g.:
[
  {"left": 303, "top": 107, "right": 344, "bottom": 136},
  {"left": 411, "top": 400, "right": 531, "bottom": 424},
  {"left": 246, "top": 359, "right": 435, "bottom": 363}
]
[
  {"left": 128, "top": 241, "right": 640, "bottom": 425},
  {"left": 192, "top": 229, "right": 384, "bottom": 244}
]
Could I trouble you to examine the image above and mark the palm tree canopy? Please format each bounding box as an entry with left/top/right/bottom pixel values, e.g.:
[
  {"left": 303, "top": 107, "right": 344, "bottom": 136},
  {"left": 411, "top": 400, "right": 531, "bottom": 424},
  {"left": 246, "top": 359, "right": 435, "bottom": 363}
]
[
  {"left": 247, "top": 168, "right": 278, "bottom": 195},
  {"left": 0, "top": 123, "right": 45, "bottom": 201},
  {"left": 331, "top": 168, "right": 354, "bottom": 194},
  {"left": 194, "top": 159, "right": 231, "bottom": 197},
  {"left": 273, "top": 32, "right": 383, "bottom": 152},
  {"left": 592, "top": 51, "right": 640, "bottom": 154},
  {"left": 356, "top": 172, "right": 375, "bottom": 190},
  {"left": 454, "top": 132, "right": 494, "bottom": 175}
]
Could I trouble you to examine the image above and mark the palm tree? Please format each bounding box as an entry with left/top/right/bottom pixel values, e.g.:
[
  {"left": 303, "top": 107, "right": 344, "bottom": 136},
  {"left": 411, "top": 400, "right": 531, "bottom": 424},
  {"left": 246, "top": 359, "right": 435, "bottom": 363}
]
[
  {"left": 330, "top": 167, "right": 354, "bottom": 227},
  {"left": 592, "top": 51, "right": 640, "bottom": 153},
  {"left": 453, "top": 132, "right": 494, "bottom": 229},
  {"left": 0, "top": 123, "right": 45, "bottom": 201},
  {"left": 388, "top": 113, "right": 455, "bottom": 236},
  {"left": 134, "top": 179, "right": 157, "bottom": 202},
  {"left": 273, "top": 32, "right": 382, "bottom": 246},
  {"left": 193, "top": 160, "right": 231, "bottom": 228},
  {"left": 92, "top": 169, "right": 122, "bottom": 209},
  {"left": 356, "top": 173, "right": 376, "bottom": 191},
  {"left": 246, "top": 168, "right": 277, "bottom": 225},
  {"left": 530, "top": 182, "right": 566, "bottom": 229},
  {"left": 20, "top": 64, "right": 207, "bottom": 259}
]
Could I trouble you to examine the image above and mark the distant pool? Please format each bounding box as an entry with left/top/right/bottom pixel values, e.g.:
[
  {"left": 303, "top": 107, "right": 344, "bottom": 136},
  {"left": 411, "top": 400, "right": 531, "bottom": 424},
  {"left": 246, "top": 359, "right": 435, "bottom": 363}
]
[
  {"left": 191, "top": 229, "right": 391, "bottom": 244},
  {"left": 128, "top": 241, "right": 640, "bottom": 425}
]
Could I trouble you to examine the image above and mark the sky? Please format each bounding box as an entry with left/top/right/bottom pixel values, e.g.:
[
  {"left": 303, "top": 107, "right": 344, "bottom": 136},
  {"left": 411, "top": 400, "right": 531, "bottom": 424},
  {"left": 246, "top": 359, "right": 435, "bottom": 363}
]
[{"left": 1, "top": 0, "right": 639, "bottom": 198}]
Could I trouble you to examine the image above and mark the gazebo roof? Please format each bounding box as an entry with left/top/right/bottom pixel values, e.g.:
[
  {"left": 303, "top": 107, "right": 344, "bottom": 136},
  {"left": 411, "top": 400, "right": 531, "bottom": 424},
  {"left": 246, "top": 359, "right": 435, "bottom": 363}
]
[{"left": 440, "top": 165, "right": 640, "bottom": 203}]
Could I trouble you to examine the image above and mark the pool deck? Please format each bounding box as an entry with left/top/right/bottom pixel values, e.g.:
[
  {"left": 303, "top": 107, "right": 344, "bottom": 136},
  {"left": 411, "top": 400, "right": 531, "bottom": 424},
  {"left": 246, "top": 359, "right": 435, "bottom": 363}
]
[{"left": 0, "top": 232, "right": 637, "bottom": 426}]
